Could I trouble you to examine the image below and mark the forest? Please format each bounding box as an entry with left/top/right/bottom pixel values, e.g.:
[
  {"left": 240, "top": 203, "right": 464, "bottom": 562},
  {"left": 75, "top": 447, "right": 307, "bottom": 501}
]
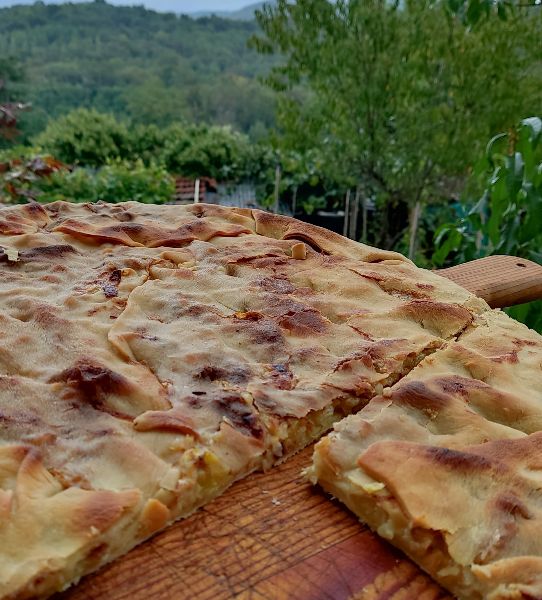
[
  {"left": 0, "top": 0, "right": 276, "bottom": 138},
  {"left": 1, "top": 0, "right": 541, "bottom": 329}
]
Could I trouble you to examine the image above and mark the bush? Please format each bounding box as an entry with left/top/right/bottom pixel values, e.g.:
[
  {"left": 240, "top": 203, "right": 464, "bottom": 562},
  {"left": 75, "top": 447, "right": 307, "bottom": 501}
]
[
  {"left": 36, "top": 160, "right": 174, "bottom": 204},
  {"left": 0, "top": 155, "right": 174, "bottom": 205},
  {"left": 34, "top": 108, "right": 131, "bottom": 167},
  {"left": 160, "top": 123, "right": 252, "bottom": 180}
]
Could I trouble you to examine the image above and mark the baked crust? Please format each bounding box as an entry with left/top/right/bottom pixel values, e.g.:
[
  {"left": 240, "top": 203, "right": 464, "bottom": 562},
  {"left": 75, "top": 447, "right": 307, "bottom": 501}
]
[
  {"left": 310, "top": 311, "right": 542, "bottom": 599},
  {"left": 0, "top": 201, "right": 488, "bottom": 598}
]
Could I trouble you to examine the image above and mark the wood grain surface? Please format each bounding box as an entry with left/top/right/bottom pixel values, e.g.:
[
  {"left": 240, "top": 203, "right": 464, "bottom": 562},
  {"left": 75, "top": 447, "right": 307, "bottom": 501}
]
[
  {"left": 55, "top": 256, "right": 542, "bottom": 600},
  {"left": 437, "top": 254, "right": 542, "bottom": 308}
]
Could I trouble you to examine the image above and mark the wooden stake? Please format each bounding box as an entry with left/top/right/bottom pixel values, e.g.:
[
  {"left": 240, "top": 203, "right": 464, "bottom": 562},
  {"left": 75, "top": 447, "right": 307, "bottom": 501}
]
[
  {"left": 194, "top": 178, "right": 201, "bottom": 204},
  {"left": 408, "top": 200, "right": 421, "bottom": 260},
  {"left": 361, "top": 192, "right": 368, "bottom": 243},
  {"left": 343, "top": 189, "right": 351, "bottom": 238},
  {"left": 349, "top": 185, "right": 361, "bottom": 240},
  {"left": 292, "top": 186, "right": 298, "bottom": 217},
  {"left": 273, "top": 165, "right": 281, "bottom": 214}
]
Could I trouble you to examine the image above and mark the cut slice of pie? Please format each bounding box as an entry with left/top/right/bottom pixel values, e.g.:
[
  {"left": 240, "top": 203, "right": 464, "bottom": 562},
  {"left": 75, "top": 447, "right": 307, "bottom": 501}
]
[
  {"left": 0, "top": 201, "right": 489, "bottom": 599},
  {"left": 310, "top": 310, "right": 542, "bottom": 600}
]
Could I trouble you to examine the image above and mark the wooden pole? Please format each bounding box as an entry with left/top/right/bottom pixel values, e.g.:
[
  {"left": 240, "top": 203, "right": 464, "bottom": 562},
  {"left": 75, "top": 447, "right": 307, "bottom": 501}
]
[
  {"left": 361, "top": 192, "right": 368, "bottom": 243},
  {"left": 343, "top": 189, "right": 351, "bottom": 238},
  {"left": 194, "top": 178, "right": 201, "bottom": 204},
  {"left": 292, "top": 186, "right": 298, "bottom": 217},
  {"left": 408, "top": 200, "right": 421, "bottom": 260},
  {"left": 273, "top": 165, "right": 281, "bottom": 214},
  {"left": 350, "top": 185, "right": 361, "bottom": 240}
]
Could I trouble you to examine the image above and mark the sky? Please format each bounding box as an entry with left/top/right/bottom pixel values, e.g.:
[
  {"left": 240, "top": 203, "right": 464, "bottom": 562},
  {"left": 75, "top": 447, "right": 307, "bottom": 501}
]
[
  {"left": 106, "top": 1, "right": 252, "bottom": 11},
  {"left": 0, "top": 1, "right": 255, "bottom": 12}
]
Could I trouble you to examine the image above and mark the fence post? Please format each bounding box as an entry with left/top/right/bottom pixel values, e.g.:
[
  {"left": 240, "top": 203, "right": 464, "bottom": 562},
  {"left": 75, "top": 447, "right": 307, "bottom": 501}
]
[
  {"left": 350, "top": 185, "right": 361, "bottom": 240},
  {"left": 273, "top": 165, "right": 281, "bottom": 214},
  {"left": 408, "top": 200, "right": 421, "bottom": 260},
  {"left": 194, "top": 178, "right": 201, "bottom": 203},
  {"left": 343, "top": 189, "right": 351, "bottom": 237}
]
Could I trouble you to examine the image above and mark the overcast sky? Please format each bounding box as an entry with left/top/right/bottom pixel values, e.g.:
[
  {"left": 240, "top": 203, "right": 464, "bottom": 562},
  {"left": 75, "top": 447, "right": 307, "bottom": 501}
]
[
  {"left": 0, "top": 0, "right": 255, "bottom": 11},
  {"left": 107, "top": 1, "right": 252, "bottom": 11}
]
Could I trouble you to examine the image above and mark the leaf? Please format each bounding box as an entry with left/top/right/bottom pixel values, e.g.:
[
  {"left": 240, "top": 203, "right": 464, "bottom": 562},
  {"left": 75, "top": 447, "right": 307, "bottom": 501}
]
[
  {"left": 432, "top": 227, "right": 462, "bottom": 266},
  {"left": 521, "top": 117, "right": 542, "bottom": 142},
  {"left": 485, "top": 132, "right": 507, "bottom": 168}
]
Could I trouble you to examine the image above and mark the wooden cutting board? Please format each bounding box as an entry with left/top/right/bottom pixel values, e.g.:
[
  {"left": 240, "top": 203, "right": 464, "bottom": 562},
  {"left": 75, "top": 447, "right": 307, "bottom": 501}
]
[{"left": 58, "top": 255, "right": 542, "bottom": 600}]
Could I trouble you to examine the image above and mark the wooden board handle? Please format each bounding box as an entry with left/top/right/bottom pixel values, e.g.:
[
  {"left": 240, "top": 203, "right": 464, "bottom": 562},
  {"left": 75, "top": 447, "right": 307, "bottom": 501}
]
[{"left": 437, "top": 255, "right": 542, "bottom": 309}]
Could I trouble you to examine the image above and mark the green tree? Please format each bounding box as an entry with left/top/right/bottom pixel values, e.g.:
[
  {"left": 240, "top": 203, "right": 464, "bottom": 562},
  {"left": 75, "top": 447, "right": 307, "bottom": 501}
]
[{"left": 252, "top": 0, "right": 542, "bottom": 256}]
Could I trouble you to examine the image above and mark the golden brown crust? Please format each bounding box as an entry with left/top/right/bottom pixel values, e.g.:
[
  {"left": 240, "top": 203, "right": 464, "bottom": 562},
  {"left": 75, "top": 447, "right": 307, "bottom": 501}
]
[
  {"left": 250, "top": 208, "right": 410, "bottom": 263},
  {"left": 0, "top": 201, "right": 490, "bottom": 598},
  {"left": 311, "top": 310, "right": 542, "bottom": 600}
]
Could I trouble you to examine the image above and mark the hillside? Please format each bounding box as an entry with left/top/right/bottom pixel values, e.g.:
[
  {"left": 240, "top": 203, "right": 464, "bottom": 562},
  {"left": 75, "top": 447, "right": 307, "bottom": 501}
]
[
  {"left": 0, "top": 1, "right": 274, "bottom": 18},
  {"left": 193, "top": 2, "right": 274, "bottom": 20},
  {"left": 0, "top": 1, "right": 276, "bottom": 139}
]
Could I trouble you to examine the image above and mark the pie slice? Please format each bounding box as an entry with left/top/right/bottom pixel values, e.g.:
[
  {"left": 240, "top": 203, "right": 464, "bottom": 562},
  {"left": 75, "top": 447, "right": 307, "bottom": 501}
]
[
  {"left": 310, "top": 310, "right": 542, "bottom": 599},
  {"left": 0, "top": 201, "right": 489, "bottom": 599}
]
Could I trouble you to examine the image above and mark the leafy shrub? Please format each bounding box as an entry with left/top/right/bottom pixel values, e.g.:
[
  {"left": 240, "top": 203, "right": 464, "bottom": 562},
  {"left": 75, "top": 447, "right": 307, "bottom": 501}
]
[
  {"left": 34, "top": 109, "right": 131, "bottom": 167},
  {"left": 0, "top": 155, "right": 174, "bottom": 205},
  {"left": 37, "top": 160, "right": 174, "bottom": 204},
  {"left": 433, "top": 117, "right": 542, "bottom": 332},
  {"left": 160, "top": 123, "right": 252, "bottom": 180}
]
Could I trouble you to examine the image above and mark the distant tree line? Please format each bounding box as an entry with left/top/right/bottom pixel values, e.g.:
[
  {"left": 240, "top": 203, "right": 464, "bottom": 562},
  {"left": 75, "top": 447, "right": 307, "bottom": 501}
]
[{"left": 0, "top": 1, "right": 276, "bottom": 140}]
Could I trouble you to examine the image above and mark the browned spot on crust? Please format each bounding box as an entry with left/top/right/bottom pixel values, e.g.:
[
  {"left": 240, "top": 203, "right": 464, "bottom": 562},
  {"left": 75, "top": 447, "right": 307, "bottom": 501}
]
[
  {"left": 238, "top": 255, "right": 291, "bottom": 270},
  {"left": 23, "top": 202, "right": 49, "bottom": 222},
  {"left": 102, "top": 269, "right": 122, "bottom": 298},
  {"left": 214, "top": 393, "right": 264, "bottom": 440},
  {"left": 349, "top": 325, "right": 376, "bottom": 341},
  {"left": 357, "top": 271, "right": 385, "bottom": 283},
  {"left": 279, "top": 309, "right": 329, "bottom": 336},
  {"left": 283, "top": 233, "right": 329, "bottom": 254},
  {"left": 268, "top": 363, "right": 296, "bottom": 390},
  {"left": 491, "top": 350, "right": 519, "bottom": 364},
  {"left": 512, "top": 337, "right": 538, "bottom": 348},
  {"left": 232, "top": 317, "right": 285, "bottom": 347},
  {"left": 494, "top": 492, "right": 532, "bottom": 520},
  {"left": 257, "top": 276, "right": 296, "bottom": 295},
  {"left": 436, "top": 376, "right": 487, "bottom": 398},
  {"left": 233, "top": 311, "right": 264, "bottom": 321},
  {"left": 22, "top": 245, "right": 78, "bottom": 260},
  {"left": 423, "top": 446, "right": 493, "bottom": 472},
  {"left": 392, "top": 379, "right": 455, "bottom": 412},
  {"left": 49, "top": 361, "right": 133, "bottom": 419},
  {"left": 196, "top": 365, "right": 251, "bottom": 385}
]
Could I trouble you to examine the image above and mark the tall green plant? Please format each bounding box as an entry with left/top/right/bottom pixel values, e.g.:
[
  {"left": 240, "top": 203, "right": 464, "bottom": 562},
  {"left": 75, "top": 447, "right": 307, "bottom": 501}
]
[{"left": 434, "top": 117, "right": 542, "bottom": 331}]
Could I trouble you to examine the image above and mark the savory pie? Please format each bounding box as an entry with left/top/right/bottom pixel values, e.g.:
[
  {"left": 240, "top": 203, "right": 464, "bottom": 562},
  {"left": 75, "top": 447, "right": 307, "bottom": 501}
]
[
  {"left": 310, "top": 310, "right": 542, "bottom": 599},
  {"left": 0, "top": 200, "right": 489, "bottom": 598}
]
